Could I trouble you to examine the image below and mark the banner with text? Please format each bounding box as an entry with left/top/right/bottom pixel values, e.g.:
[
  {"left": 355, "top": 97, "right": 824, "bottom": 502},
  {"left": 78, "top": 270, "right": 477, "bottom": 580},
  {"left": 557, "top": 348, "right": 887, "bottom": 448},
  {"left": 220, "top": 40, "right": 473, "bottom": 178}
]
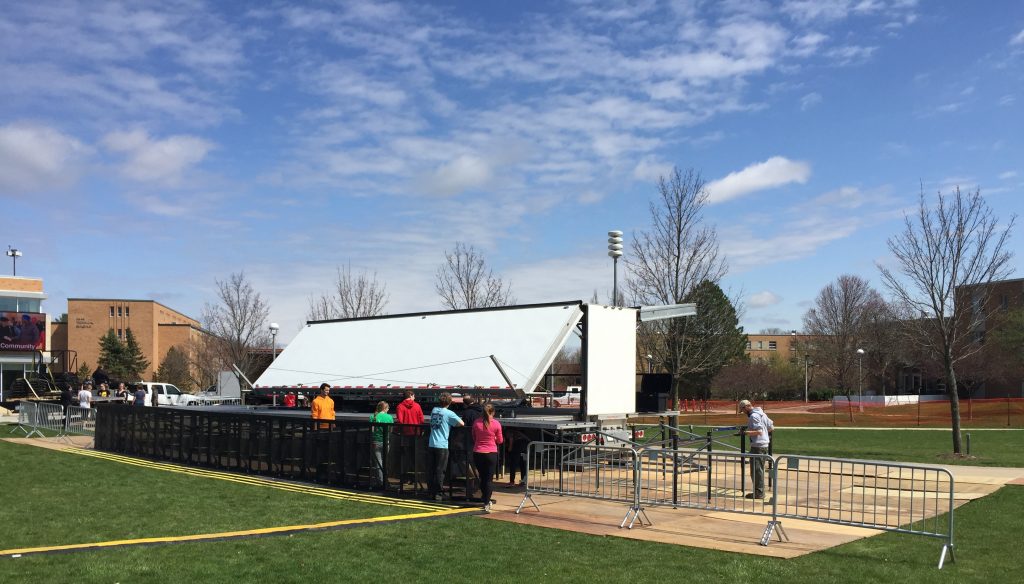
[{"left": 0, "top": 311, "right": 46, "bottom": 351}]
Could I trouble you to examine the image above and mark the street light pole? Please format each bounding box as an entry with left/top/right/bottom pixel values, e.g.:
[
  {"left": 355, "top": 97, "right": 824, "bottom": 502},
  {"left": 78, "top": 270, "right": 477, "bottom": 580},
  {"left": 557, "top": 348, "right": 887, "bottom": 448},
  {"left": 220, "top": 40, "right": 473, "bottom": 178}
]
[
  {"left": 646, "top": 354, "right": 653, "bottom": 374},
  {"left": 269, "top": 323, "right": 280, "bottom": 361},
  {"left": 6, "top": 246, "right": 21, "bottom": 276},
  {"left": 804, "top": 355, "right": 809, "bottom": 403},
  {"left": 607, "top": 230, "right": 623, "bottom": 307},
  {"left": 856, "top": 348, "right": 865, "bottom": 413}
]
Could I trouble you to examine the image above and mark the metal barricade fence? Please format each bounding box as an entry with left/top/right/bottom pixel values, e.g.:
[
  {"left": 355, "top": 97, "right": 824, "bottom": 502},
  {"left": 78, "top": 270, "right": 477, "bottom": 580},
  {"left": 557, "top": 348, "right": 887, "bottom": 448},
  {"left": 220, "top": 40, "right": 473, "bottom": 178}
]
[
  {"left": 637, "top": 449, "right": 775, "bottom": 517},
  {"left": 34, "top": 402, "right": 68, "bottom": 438},
  {"left": 65, "top": 405, "right": 97, "bottom": 437},
  {"left": 515, "top": 441, "right": 648, "bottom": 528},
  {"left": 769, "top": 455, "right": 955, "bottom": 568},
  {"left": 9, "top": 401, "right": 39, "bottom": 436}
]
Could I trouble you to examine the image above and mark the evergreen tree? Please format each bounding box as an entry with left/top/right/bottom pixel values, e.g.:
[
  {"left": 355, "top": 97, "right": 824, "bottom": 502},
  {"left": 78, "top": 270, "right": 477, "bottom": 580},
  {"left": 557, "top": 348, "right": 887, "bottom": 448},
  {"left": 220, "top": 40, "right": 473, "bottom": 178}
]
[
  {"left": 123, "top": 328, "right": 151, "bottom": 380},
  {"left": 676, "top": 281, "right": 748, "bottom": 400},
  {"left": 97, "top": 329, "right": 127, "bottom": 379},
  {"left": 156, "top": 346, "right": 193, "bottom": 391}
]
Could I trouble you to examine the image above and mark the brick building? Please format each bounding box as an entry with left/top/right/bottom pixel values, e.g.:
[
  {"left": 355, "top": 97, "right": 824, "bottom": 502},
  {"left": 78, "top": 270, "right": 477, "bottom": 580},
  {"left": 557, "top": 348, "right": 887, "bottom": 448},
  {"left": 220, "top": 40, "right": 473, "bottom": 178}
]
[
  {"left": 0, "top": 276, "right": 49, "bottom": 400},
  {"left": 51, "top": 299, "right": 207, "bottom": 380}
]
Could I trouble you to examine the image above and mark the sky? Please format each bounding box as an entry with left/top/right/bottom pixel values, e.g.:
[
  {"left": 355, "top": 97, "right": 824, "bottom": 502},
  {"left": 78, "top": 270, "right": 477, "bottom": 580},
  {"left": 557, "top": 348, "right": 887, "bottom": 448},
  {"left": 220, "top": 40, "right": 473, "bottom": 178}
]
[{"left": 2, "top": 0, "right": 1022, "bottom": 344}]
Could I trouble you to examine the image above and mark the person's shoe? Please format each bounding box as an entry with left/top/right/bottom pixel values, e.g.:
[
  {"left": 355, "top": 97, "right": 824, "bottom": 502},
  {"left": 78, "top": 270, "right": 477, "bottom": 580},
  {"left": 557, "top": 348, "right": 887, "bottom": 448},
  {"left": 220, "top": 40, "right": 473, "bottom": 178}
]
[
  {"left": 744, "top": 493, "right": 757, "bottom": 499},
  {"left": 433, "top": 494, "right": 444, "bottom": 502},
  {"left": 483, "top": 502, "right": 492, "bottom": 513}
]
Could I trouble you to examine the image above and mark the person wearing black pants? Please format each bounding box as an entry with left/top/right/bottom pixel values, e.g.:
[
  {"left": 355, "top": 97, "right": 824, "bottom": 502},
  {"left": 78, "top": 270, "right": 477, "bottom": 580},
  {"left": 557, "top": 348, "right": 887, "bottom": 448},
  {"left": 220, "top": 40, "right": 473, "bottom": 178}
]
[{"left": 471, "top": 403, "right": 504, "bottom": 512}]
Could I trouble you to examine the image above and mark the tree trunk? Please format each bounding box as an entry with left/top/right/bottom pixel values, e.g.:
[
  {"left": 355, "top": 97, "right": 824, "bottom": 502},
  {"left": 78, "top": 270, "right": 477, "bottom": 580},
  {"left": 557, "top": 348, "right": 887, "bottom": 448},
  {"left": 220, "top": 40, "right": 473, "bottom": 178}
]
[{"left": 944, "top": 352, "right": 962, "bottom": 454}]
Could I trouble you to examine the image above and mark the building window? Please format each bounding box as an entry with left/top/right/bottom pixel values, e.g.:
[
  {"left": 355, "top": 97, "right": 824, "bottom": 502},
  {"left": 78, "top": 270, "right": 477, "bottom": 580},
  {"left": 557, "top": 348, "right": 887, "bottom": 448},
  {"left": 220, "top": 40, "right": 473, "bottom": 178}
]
[
  {"left": 745, "top": 341, "right": 751, "bottom": 350},
  {"left": 117, "top": 307, "right": 122, "bottom": 317},
  {"left": 789, "top": 344, "right": 796, "bottom": 351},
  {"left": 756, "top": 341, "right": 763, "bottom": 349},
  {"left": 110, "top": 306, "right": 115, "bottom": 317},
  {"left": 768, "top": 341, "right": 777, "bottom": 351},
  {"left": 117, "top": 328, "right": 123, "bottom": 339},
  {"left": 125, "top": 306, "right": 130, "bottom": 317},
  {"left": 1001, "top": 295, "right": 1009, "bottom": 310}
]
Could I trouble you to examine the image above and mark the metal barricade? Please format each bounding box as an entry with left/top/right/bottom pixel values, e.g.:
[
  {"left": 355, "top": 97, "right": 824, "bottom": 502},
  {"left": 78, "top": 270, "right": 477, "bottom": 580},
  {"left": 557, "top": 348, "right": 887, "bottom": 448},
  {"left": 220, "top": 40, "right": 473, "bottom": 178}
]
[
  {"left": 637, "top": 449, "right": 776, "bottom": 517},
  {"left": 769, "top": 455, "right": 956, "bottom": 568},
  {"left": 9, "top": 401, "right": 40, "bottom": 436},
  {"left": 34, "top": 402, "right": 68, "bottom": 438},
  {"left": 515, "top": 441, "right": 647, "bottom": 528},
  {"left": 65, "top": 405, "right": 97, "bottom": 437}
]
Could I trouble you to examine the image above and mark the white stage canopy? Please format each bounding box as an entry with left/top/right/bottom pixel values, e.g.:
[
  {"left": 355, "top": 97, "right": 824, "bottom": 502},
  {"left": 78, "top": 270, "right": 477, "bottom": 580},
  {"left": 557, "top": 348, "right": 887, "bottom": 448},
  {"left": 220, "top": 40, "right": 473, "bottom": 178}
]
[{"left": 255, "top": 301, "right": 585, "bottom": 391}]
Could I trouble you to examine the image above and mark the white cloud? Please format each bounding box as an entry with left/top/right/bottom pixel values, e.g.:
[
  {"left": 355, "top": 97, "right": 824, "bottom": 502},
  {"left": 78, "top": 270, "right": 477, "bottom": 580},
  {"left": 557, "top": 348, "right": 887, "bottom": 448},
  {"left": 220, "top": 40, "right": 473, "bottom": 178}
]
[
  {"left": 749, "top": 291, "right": 783, "bottom": 308},
  {"left": 425, "top": 154, "right": 493, "bottom": 196},
  {"left": 999, "top": 171, "right": 1018, "bottom": 180},
  {"left": 800, "top": 92, "right": 822, "bottom": 110},
  {"left": 102, "top": 129, "right": 214, "bottom": 184},
  {"left": 791, "top": 32, "right": 828, "bottom": 57},
  {"left": 1011, "top": 29, "right": 1024, "bottom": 45},
  {"left": 633, "top": 158, "right": 674, "bottom": 182},
  {"left": 706, "top": 157, "right": 811, "bottom": 203},
  {"left": 826, "top": 45, "right": 877, "bottom": 65},
  {"left": 0, "top": 122, "right": 88, "bottom": 193}
]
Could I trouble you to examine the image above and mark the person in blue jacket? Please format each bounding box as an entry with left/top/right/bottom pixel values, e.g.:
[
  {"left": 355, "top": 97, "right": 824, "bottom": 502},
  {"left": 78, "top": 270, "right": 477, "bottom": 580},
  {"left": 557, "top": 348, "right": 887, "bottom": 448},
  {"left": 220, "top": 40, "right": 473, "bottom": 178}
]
[{"left": 427, "top": 392, "right": 464, "bottom": 501}]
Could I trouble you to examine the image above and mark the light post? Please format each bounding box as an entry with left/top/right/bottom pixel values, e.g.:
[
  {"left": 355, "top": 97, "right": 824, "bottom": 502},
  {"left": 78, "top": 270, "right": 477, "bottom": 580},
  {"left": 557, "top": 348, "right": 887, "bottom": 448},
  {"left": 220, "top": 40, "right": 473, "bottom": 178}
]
[
  {"left": 6, "top": 246, "right": 21, "bottom": 276},
  {"left": 856, "top": 348, "right": 865, "bottom": 413},
  {"left": 269, "top": 322, "right": 280, "bottom": 361},
  {"left": 791, "top": 331, "right": 810, "bottom": 403},
  {"left": 607, "top": 230, "right": 623, "bottom": 306},
  {"left": 646, "top": 354, "right": 653, "bottom": 373}
]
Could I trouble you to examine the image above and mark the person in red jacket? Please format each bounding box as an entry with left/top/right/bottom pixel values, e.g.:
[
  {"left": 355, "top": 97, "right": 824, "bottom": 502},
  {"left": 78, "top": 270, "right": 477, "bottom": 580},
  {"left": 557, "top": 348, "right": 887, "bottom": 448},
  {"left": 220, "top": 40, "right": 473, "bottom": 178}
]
[{"left": 395, "top": 390, "right": 424, "bottom": 486}]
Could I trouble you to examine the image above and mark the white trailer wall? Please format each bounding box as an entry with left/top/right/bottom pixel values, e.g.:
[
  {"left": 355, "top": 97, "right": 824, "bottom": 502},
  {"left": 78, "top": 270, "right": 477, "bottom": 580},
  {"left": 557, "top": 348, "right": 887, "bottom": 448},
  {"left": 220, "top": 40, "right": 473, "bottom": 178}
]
[{"left": 584, "top": 305, "right": 637, "bottom": 416}]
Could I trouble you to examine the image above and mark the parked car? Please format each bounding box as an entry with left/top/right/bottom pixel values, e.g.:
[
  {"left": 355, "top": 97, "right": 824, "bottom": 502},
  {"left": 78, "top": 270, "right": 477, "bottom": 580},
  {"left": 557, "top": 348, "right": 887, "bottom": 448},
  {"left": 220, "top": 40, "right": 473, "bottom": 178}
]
[{"left": 128, "top": 382, "right": 200, "bottom": 406}]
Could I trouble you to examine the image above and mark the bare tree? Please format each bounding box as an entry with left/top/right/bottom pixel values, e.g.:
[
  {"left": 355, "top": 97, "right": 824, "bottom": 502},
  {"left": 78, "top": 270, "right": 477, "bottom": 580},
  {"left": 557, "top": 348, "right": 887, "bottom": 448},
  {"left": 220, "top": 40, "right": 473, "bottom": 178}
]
[
  {"left": 627, "top": 167, "right": 731, "bottom": 406},
  {"left": 202, "top": 272, "right": 272, "bottom": 383},
  {"left": 859, "top": 298, "right": 913, "bottom": 398},
  {"left": 803, "top": 275, "right": 883, "bottom": 419},
  {"left": 878, "top": 187, "right": 1016, "bottom": 454},
  {"left": 307, "top": 264, "right": 389, "bottom": 321},
  {"left": 435, "top": 242, "right": 515, "bottom": 309}
]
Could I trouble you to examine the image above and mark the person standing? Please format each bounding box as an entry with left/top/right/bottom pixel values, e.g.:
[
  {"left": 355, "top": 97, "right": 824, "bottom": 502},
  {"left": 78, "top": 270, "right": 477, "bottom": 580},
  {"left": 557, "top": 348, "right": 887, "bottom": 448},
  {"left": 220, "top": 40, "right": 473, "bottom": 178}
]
[
  {"left": 78, "top": 381, "right": 93, "bottom": 409},
  {"left": 311, "top": 383, "right": 336, "bottom": 429},
  {"left": 739, "top": 399, "right": 772, "bottom": 499},
  {"left": 395, "top": 390, "right": 424, "bottom": 484},
  {"left": 133, "top": 384, "right": 146, "bottom": 406},
  {"left": 504, "top": 428, "right": 530, "bottom": 488},
  {"left": 369, "top": 401, "right": 394, "bottom": 488},
  {"left": 471, "top": 403, "right": 503, "bottom": 512},
  {"left": 427, "top": 392, "right": 464, "bottom": 501}
]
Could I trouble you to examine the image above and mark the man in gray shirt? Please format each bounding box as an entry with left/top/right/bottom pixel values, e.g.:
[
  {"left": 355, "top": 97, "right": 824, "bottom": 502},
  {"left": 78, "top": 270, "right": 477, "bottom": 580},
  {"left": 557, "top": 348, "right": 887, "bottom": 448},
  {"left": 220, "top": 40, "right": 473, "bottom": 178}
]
[{"left": 739, "top": 399, "right": 772, "bottom": 499}]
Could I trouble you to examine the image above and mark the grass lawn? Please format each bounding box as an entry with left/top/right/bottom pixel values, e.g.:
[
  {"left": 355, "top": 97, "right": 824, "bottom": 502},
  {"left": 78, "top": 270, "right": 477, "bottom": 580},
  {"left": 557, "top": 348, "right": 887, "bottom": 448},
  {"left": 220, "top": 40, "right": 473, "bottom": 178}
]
[
  {"left": 2, "top": 429, "right": 1021, "bottom": 582},
  {"left": 0, "top": 439, "right": 406, "bottom": 551}
]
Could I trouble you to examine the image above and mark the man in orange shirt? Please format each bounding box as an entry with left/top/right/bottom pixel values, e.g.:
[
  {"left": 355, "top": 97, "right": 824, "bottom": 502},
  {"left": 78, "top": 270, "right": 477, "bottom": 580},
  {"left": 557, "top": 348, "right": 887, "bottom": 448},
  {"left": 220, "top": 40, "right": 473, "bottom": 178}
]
[{"left": 311, "top": 383, "right": 335, "bottom": 429}]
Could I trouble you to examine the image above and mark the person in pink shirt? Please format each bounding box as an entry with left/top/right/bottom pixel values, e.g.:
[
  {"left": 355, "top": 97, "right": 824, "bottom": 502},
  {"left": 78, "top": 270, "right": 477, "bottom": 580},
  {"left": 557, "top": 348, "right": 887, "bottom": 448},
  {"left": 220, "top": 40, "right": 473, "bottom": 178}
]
[{"left": 471, "top": 403, "right": 503, "bottom": 513}]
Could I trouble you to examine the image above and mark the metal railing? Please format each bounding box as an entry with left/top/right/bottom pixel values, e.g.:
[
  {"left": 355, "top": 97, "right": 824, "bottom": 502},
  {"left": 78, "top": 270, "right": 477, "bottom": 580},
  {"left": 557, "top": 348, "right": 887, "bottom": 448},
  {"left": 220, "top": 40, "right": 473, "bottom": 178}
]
[
  {"left": 9, "top": 400, "right": 39, "bottom": 436},
  {"left": 65, "top": 405, "right": 97, "bottom": 437},
  {"left": 769, "top": 455, "right": 955, "bottom": 568},
  {"left": 7, "top": 401, "right": 98, "bottom": 441},
  {"left": 516, "top": 440, "right": 957, "bottom": 568},
  {"left": 515, "top": 441, "right": 646, "bottom": 528}
]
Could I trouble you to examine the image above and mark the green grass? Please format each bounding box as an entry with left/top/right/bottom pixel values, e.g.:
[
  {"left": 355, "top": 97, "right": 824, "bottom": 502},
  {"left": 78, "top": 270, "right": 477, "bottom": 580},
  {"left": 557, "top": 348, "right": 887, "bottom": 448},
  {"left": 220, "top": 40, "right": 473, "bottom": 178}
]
[
  {"left": 0, "top": 439, "right": 403, "bottom": 550},
  {"left": 642, "top": 426, "right": 1024, "bottom": 467},
  {"left": 2, "top": 431, "right": 1021, "bottom": 582}
]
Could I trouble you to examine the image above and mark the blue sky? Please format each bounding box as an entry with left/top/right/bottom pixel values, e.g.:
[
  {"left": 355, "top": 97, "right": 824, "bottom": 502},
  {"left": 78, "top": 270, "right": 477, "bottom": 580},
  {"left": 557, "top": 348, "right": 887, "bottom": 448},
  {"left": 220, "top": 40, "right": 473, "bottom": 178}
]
[{"left": 2, "top": 0, "right": 1022, "bottom": 343}]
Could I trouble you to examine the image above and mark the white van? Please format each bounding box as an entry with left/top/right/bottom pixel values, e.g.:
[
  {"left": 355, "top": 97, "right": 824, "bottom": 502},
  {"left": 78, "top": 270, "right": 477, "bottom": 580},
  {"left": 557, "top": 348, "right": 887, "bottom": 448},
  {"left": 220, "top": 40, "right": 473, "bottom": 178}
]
[{"left": 129, "top": 382, "right": 199, "bottom": 406}]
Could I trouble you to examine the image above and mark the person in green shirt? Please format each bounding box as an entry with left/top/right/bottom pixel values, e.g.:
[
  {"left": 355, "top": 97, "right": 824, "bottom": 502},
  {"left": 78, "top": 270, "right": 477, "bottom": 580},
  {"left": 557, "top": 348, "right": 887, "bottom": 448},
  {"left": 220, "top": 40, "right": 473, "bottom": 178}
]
[{"left": 370, "top": 401, "right": 394, "bottom": 488}]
